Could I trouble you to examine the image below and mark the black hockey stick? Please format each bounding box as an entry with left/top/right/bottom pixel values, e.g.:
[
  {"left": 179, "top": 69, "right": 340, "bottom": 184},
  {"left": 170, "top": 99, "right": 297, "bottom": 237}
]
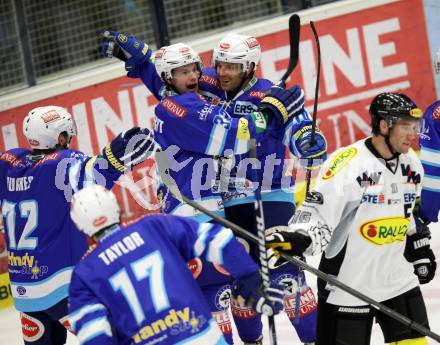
[
  {"left": 155, "top": 150, "right": 440, "bottom": 343},
  {"left": 249, "top": 140, "right": 277, "bottom": 345},
  {"left": 278, "top": 14, "right": 301, "bottom": 87},
  {"left": 305, "top": 21, "right": 321, "bottom": 198}
]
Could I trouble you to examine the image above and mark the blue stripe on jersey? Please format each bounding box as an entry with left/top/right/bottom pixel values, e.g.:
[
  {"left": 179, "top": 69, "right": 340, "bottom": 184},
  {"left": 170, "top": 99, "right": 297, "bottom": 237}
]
[
  {"left": 175, "top": 319, "right": 227, "bottom": 345},
  {"left": 206, "top": 228, "right": 233, "bottom": 264},
  {"left": 421, "top": 159, "right": 440, "bottom": 167},
  {"left": 13, "top": 284, "right": 69, "bottom": 312},
  {"left": 77, "top": 316, "right": 112, "bottom": 344},
  {"left": 194, "top": 223, "right": 214, "bottom": 257},
  {"left": 69, "top": 303, "right": 107, "bottom": 332}
]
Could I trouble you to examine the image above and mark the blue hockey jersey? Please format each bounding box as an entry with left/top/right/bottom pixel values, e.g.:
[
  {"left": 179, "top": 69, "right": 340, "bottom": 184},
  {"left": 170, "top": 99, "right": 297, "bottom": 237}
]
[
  {"left": 0, "top": 148, "right": 121, "bottom": 312},
  {"left": 131, "top": 56, "right": 319, "bottom": 218},
  {"left": 419, "top": 100, "right": 440, "bottom": 222},
  {"left": 68, "top": 214, "right": 258, "bottom": 345}
]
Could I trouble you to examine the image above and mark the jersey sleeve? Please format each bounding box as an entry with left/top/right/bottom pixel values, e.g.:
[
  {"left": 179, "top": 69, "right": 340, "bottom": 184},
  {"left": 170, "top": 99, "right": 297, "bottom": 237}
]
[
  {"left": 419, "top": 101, "right": 440, "bottom": 222},
  {"left": 161, "top": 216, "right": 258, "bottom": 278},
  {"left": 154, "top": 93, "right": 257, "bottom": 156},
  {"left": 126, "top": 50, "right": 164, "bottom": 101},
  {"left": 288, "top": 147, "right": 363, "bottom": 255},
  {"left": 68, "top": 270, "right": 115, "bottom": 345}
]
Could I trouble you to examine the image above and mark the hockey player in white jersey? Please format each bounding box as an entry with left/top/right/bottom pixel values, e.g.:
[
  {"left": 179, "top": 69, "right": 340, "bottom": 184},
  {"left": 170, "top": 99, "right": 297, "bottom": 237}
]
[
  {"left": 266, "top": 92, "right": 434, "bottom": 345},
  {"left": 68, "top": 185, "right": 284, "bottom": 345}
]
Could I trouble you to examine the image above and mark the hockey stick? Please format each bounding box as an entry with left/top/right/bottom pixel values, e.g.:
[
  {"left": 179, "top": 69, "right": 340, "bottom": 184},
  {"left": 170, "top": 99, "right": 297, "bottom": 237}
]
[
  {"left": 278, "top": 14, "right": 301, "bottom": 87},
  {"left": 155, "top": 151, "right": 440, "bottom": 343},
  {"left": 249, "top": 139, "right": 277, "bottom": 345},
  {"left": 305, "top": 21, "right": 321, "bottom": 197}
]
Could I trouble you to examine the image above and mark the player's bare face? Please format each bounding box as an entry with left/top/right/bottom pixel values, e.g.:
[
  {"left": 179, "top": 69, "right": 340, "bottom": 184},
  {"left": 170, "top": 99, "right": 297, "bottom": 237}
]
[
  {"left": 171, "top": 63, "right": 200, "bottom": 94},
  {"left": 389, "top": 119, "right": 420, "bottom": 153},
  {"left": 215, "top": 61, "right": 245, "bottom": 92}
]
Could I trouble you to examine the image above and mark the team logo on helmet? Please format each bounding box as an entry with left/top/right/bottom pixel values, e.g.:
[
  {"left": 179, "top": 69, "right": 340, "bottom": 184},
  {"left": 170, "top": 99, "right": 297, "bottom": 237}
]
[
  {"left": 28, "top": 139, "right": 40, "bottom": 147},
  {"left": 93, "top": 216, "right": 108, "bottom": 227},
  {"left": 409, "top": 108, "right": 423, "bottom": 119},
  {"left": 245, "top": 37, "right": 259, "bottom": 49},
  {"left": 219, "top": 42, "right": 230, "bottom": 50},
  {"left": 118, "top": 34, "right": 127, "bottom": 43},
  {"left": 41, "top": 110, "right": 61, "bottom": 124},
  {"left": 179, "top": 46, "right": 190, "bottom": 53}
]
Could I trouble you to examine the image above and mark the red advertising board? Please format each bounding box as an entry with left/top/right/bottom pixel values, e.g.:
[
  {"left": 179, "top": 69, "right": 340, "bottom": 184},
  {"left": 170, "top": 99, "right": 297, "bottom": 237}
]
[{"left": 0, "top": 0, "right": 436, "bottom": 224}]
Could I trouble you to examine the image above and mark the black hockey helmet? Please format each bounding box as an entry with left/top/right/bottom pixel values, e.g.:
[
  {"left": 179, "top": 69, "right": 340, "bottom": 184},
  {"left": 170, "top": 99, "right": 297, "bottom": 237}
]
[{"left": 369, "top": 92, "right": 422, "bottom": 135}]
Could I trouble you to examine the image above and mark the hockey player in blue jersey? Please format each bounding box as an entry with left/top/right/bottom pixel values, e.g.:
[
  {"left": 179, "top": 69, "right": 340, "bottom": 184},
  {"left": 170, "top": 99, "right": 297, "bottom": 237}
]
[
  {"left": 419, "top": 100, "right": 440, "bottom": 223},
  {"left": 0, "top": 106, "right": 154, "bottom": 345},
  {"left": 101, "top": 30, "right": 323, "bottom": 344},
  {"left": 408, "top": 99, "right": 439, "bottom": 286},
  {"left": 68, "top": 184, "right": 284, "bottom": 345}
]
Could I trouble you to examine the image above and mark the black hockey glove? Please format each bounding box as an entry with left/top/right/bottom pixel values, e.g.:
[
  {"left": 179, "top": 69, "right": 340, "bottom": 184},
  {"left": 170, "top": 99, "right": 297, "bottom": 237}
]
[
  {"left": 258, "top": 85, "right": 305, "bottom": 128},
  {"left": 265, "top": 227, "right": 311, "bottom": 269},
  {"left": 102, "top": 127, "right": 155, "bottom": 173},
  {"left": 405, "top": 229, "right": 437, "bottom": 284},
  {"left": 232, "top": 271, "right": 284, "bottom": 316}
]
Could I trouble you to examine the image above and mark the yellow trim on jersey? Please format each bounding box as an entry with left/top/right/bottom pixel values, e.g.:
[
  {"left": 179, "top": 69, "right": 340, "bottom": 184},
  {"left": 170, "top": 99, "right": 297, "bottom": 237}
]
[
  {"left": 105, "top": 144, "right": 125, "bottom": 173},
  {"left": 261, "top": 97, "right": 288, "bottom": 123}
]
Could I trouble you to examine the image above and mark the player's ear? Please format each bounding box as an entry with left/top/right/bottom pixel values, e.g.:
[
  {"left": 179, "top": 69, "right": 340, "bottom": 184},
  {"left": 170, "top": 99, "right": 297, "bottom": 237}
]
[
  {"left": 379, "top": 119, "right": 389, "bottom": 136},
  {"left": 58, "top": 132, "right": 68, "bottom": 146}
]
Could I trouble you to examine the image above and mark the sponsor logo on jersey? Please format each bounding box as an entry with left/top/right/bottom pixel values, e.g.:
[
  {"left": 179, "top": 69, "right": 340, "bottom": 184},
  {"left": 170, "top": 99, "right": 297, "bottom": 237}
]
[
  {"left": 154, "top": 117, "right": 164, "bottom": 133},
  {"left": 16, "top": 286, "right": 26, "bottom": 295},
  {"left": 0, "top": 152, "right": 22, "bottom": 167},
  {"left": 236, "top": 118, "right": 250, "bottom": 140},
  {"left": 211, "top": 310, "right": 232, "bottom": 334},
  {"left": 400, "top": 164, "right": 421, "bottom": 184},
  {"left": 359, "top": 217, "right": 409, "bottom": 245},
  {"left": 233, "top": 101, "right": 258, "bottom": 115},
  {"left": 305, "top": 191, "right": 324, "bottom": 204},
  {"left": 187, "top": 258, "right": 202, "bottom": 279},
  {"left": 431, "top": 105, "right": 440, "bottom": 120},
  {"left": 162, "top": 98, "right": 188, "bottom": 118},
  {"left": 41, "top": 110, "right": 61, "bottom": 124},
  {"left": 361, "top": 193, "right": 385, "bottom": 204},
  {"left": 356, "top": 171, "right": 382, "bottom": 187},
  {"left": 249, "top": 91, "right": 266, "bottom": 99},
  {"left": 132, "top": 307, "right": 202, "bottom": 343},
  {"left": 215, "top": 285, "right": 232, "bottom": 309},
  {"left": 117, "top": 34, "right": 127, "bottom": 43},
  {"left": 32, "top": 152, "right": 60, "bottom": 167},
  {"left": 21, "top": 313, "right": 44, "bottom": 342},
  {"left": 284, "top": 287, "right": 317, "bottom": 319},
  {"left": 230, "top": 298, "right": 257, "bottom": 319},
  {"left": 403, "top": 192, "right": 416, "bottom": 203},
  {"left": 8, "top": 252, "right": 35, "bottom": 268},
  {"left": 322, "top": 147, "right": 357, "bottom": 180},
  {"left": 200, "top": 74, "right": 220, "bottom": 88}
]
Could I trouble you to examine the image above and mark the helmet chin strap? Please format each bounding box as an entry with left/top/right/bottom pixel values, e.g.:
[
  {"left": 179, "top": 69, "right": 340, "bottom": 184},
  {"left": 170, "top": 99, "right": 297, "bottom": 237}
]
[{"left": 382, "top": 128, "right": 400, "bottom": 160}]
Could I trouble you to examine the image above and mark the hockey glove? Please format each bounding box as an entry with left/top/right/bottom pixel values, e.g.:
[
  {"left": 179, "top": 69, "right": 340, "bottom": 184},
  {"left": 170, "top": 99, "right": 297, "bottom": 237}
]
[
  {"left": 102, "top": 127, "right": 155, "bottom": 173},
  {"left": 265, "top": 227, "right": 311, "bottom": 269},
  {"left": 258, "top": 85, "right": 305, "bottom": 128},
  {"left": 294, "top": 126, "right": 327, "bottom": 169},
  {"left": 232, "top": 271, "right": 284, "bottom": 316},
  {"left": 405, "top": 229, "right": 437, "bottom": 284},
  {"left": 102, "top": 30, "right": 152, "bottom": 71}
]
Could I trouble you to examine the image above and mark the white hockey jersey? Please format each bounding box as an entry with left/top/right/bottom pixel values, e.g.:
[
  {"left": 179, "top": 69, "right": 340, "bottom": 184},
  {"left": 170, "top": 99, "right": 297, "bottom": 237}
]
[{"left": 289, "top": 138, "right": 422, "bottom": 306}]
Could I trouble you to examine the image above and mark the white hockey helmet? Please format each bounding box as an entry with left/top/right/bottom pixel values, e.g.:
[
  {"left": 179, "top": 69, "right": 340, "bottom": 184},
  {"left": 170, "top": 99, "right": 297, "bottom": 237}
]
[
  {"left": 70, "top": 184, "right": 121, "bottom": 237},
  {"left": 212, "top": 33, "right": 261, "bottom": 73},
  {"left": 154, "top": 43, "right": 203, "bottom": 80},
  {"left": 23, "top": 106, "right": 77, "bottom": 150}
]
